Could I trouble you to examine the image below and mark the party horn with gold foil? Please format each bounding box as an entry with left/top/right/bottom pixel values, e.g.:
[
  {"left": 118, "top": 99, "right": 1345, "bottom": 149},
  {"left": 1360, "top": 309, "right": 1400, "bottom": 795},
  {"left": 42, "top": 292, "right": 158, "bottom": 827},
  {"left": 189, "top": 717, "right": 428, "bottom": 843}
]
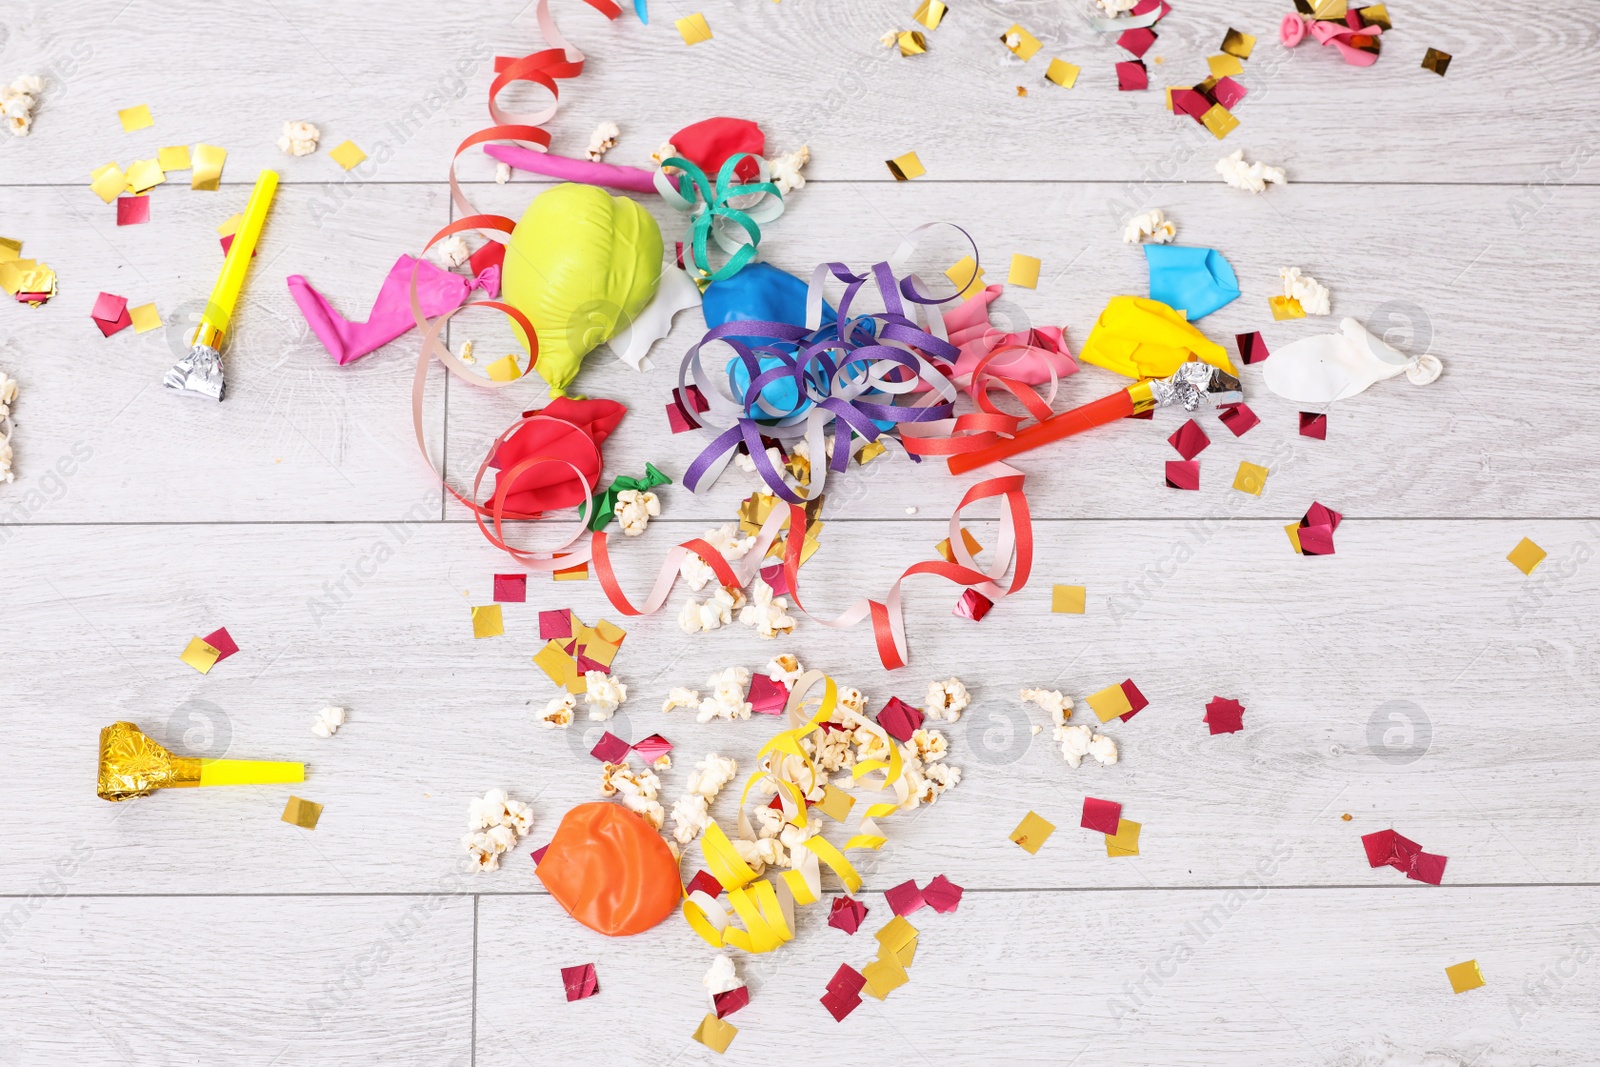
[
  {"left": 163, "top": 169, "right": 279, "bottom": 400},
  {"left": 97, "top": 721, "right": 304, "bottom": 802}
]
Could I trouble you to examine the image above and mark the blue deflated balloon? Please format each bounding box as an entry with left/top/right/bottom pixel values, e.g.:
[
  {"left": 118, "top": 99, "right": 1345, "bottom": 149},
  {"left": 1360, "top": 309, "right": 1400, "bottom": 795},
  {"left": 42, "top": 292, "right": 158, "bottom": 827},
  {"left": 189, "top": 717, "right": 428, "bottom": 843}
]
[{"left": 1144, "top": 244, "right": 1241, "bottom": 321}]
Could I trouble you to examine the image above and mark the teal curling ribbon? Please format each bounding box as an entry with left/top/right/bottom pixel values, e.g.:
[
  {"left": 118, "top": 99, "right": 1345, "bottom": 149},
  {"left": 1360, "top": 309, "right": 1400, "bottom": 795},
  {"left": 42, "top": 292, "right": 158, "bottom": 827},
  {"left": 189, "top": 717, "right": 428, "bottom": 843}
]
[
  {"left": 654, "top": 153, "right": 785, "bottom": 283},
  {"left": 582, "top": 462, "right": 672, "bottom": 532}
]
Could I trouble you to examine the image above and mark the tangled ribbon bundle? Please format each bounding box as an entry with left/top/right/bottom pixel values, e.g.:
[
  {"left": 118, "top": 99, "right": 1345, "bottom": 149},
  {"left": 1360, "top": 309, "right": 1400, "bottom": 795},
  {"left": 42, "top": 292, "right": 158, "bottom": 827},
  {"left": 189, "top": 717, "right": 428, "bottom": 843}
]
[
  {"left": 655, "top": 154, "right": 785, "bottom": 283},
  {"left": 684, "top": 671, "right": 902, "bottom": 952}
]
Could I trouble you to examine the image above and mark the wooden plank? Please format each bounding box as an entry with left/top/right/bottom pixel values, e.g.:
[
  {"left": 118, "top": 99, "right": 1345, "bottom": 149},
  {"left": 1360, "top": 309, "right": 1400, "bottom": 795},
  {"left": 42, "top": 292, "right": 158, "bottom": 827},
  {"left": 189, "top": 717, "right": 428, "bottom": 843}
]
[
  {"left": 476, "top": 886, "right": 1600, "bottom": 1064},
  {"left": 3, "top": 517, "right": 1593, "bottom": 894},
  {"left": 0, "top": 894, "right": 474, "bottom": 1065}
]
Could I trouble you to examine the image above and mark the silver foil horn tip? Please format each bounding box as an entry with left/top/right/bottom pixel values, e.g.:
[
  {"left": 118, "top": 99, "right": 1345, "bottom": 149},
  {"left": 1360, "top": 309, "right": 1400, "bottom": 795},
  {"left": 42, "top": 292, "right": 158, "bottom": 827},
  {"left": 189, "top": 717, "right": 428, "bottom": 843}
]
[{"left": 163, "top": 344, "right": 224, "bottom": 401}]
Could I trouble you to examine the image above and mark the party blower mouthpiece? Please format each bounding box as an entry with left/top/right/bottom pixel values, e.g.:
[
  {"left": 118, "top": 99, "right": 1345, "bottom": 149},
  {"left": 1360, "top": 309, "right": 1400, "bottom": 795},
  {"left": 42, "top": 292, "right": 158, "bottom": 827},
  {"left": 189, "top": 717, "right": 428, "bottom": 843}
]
[
  {"left": 97, "top": 721, "right": 304, "bottom": 801},
  {"left": 163, "top": 170, "right": 279, "bottom": 400},
  {"left": 947, "top": 360, "right": 1243, "bottom": 475}
]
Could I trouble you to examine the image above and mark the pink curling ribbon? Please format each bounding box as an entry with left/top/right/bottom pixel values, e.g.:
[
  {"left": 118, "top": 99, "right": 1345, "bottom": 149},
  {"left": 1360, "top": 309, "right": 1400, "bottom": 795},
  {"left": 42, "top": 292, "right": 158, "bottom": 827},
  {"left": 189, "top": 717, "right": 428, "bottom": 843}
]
[{"left": 288, "top": 255, "right": 499, "bottom": 366}]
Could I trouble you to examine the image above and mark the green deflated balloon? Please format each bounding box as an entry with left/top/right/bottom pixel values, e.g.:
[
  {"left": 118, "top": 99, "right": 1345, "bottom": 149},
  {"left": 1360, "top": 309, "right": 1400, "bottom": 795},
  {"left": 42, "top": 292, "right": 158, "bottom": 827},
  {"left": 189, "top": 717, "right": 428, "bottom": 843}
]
[{"left": 501, "top": 183, "right": 663, "bottom": 397}]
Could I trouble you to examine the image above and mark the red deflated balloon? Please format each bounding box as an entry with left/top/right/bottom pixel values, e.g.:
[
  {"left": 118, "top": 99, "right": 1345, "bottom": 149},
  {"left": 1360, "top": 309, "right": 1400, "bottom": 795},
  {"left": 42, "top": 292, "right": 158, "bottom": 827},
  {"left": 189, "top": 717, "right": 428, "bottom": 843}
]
[
  {"left": 488, "top": 397, "right": 626, "bottom": 516},
  {"left": 535, "top": 801, "right": 681, "bottom": 936},
  {"left": 670, "top": 117, "right": 765, "bottom": 182}
]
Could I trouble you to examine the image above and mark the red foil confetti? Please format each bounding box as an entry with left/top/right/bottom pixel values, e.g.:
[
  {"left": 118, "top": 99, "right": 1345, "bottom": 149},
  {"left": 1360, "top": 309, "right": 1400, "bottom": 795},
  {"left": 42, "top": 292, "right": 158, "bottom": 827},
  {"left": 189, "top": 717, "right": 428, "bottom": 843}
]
[
  {"left": 1119, "top": 678, "right": 1150, "bottom": 722},
  {"left": 1299, "top": 411, "right": 1328, "bottom": 439},
  {"left": 713, "top": 986, "right": 750, "bottom": 1018},
  {"left": 884, "top": 879, "right": 926, "bottom": 917},
  {"left": 561, "top": 963, "right": 599, "bottom": 1001},
  {"left": 1204, "top": 696, "right": 1246, "bottom": 734},
  {"left": 828, "top": 895, "right": 868, "bottom": 934},
  {"left": 954, "top": 587, "right": 994, "bottom": 621},
  {"left": 494, "top": 573, "right": 528, "bottom": 602},
  {"left": 1236, "top": 331, "right": 1270, "bottom": 364},
  {"left": 921, "top": 874, "right": 964, "bottom": 914},
  {"left": 590, "top": 731, "right": 632, "bottom": 763},
  {"left": 1082, "top": 796, "right": 1123, "bottom": 835},
  {"left": 1218, "top": 403, "right": 1261, "bottom": 437},
  {"left": 1165, "top": 460, "right": 1200, "bottom": 490},
  {"left": 876, "top": 697, "right": 924, "bottom": 742},
  {"left": 1168, "top": 419, "right": 1211, "bottom": 460}
]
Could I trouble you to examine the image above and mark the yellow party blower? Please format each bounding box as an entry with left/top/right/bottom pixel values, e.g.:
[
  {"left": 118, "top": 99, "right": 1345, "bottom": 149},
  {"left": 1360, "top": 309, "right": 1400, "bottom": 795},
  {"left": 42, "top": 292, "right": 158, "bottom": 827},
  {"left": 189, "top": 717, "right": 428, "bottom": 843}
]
[
  {"left": 163, "top": 169, "right": 279, "bottom": 400},
  {"left": 97, "top": 721, "right": 303, "bottom": 802}
]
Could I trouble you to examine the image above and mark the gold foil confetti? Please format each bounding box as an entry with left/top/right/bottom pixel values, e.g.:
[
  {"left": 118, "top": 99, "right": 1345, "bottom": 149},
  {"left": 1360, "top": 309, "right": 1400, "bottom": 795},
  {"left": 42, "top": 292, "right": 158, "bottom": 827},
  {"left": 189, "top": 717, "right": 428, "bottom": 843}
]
[
  {"left": 1051, "top": 584, "right": 1086, "bottom": 614},
  {"left": 471, "top": 604, "right": 505, "bottom": 638},
  {"left": 896, "top": 30, "right": 928, "bottom": 56},
  {"left": 1221, "top": 29, "right": 1256, "bottom": 58},
  {"left": 1001, "top": 24, "right": 1042, "bottom": 61},
  {"left": 117, "top": 104, "right": 154, "bottom": 132},
  {"left": 181, "top": 636, "right": 223, "bottom": 674},
  {"left": 943, "top": 255, "right": 984, "bottom": 300},
  {"left": 862, "top": 955, "right": 909, "bottom": 999},
  {"left": 1285, "top": 521, "right": 1304, "bottom": 554},
  {"left": 691, "top": 1012, "right": 737, "bottom": 1053},
  {"left": 192, "top": 144, "right": 227, "bottom": 190},
  {"left": 1269, "top": 295, "right": 1305, "bottom": 320},
  {"left": 1086, "top": 683, "right": 1133, "bottom": 722},
  {"left": 1010, "top": 811, "right": 1056, "bottom": 854},
  {"left": 129, "top": 303, "right": 162, "bottom": 333},
  {"left": 1207, "top": 54, "right": 1244, "bottom": 78},
  {"left": 854, "top": 439, "right": 887, "bottom": 465},
  {"left": 1008, "top": 253, "right": 1041, "bottom": 289},
  {"left": 1304, "top": 0, "right": 1347, "bottom": 18},
  {"left": 1105, "top": 818, "right": 1141, "bottom": 856},
  {"left": 935, "top": 527, "right": 982, "bottom": 563},
  {"left": 1507, "top": 537, "right": 1547, "bottom": 575},
  {"left": 886, "top": 151, "right": 925, "bottom": 180},
  {"left": 1422, "top": 47, "right": 1451, "bottom": 76},
  {"left": 157, "top": 145, "right": 192, "bottom": 171},
  {"left": 0, "top": 237, "right": 20, "bottom": 261},
  {"left": 91, "top": 162, "right": 127, "bottom": 204},
  {"left": 1046, "top": 58, "right": 1080, "bottom": 88},
  {"left": 282, "top": 796, "right": 324, "bottom": 830},
  {"left": 329, "top": 140, "right": 368, "bottom": 170},
  {"left": 913, "top": 0, "right": 947, "bottom": 30},
  {"left": 217, "top": 213, "right": 243, "bottom": 237},
  {"left": 1201, "top": 102, "right": 1240, "bottom": 139},
  {"left": 1446, "top": 960, "right": 1485, "bottom": 994},
  {"left": 124, "top": 158, "right": 166, "bottom": 194},
  {"left": 1233, "top": 461, "right": 1269, "bottom": 496},
  {"left": 485, "top": 353, "right": 522, "bottom": 381},
  {"left": 1358, "top": 4, "right": 1391, "bottom": 29},
  {"left": 676, "top": 13, "right": 714, "bottom": 45},
  {"left": 818, "top": 784, "right": 855, "bottom": 822}
]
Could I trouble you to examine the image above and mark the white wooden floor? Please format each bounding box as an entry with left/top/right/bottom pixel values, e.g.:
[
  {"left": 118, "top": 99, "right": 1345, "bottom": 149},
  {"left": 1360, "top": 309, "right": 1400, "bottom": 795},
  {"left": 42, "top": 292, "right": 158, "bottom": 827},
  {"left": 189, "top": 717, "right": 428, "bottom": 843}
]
[{"left": 4, "top": 0, "right": 1599, "bottom": 1063}]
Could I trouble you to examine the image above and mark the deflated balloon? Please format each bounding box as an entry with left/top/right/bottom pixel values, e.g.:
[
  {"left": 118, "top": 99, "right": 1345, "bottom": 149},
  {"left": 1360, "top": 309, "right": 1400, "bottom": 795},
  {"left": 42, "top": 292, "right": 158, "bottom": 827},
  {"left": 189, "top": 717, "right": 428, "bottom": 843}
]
[
  {"left": 502, "top": 183, "right": 664, "bottom": 398},
  {"left": 1078, "top": 295, "right": 1236, "bottom": 380},
  {"left": 535, "top": 801, "right": 681, "bottom": 936}
]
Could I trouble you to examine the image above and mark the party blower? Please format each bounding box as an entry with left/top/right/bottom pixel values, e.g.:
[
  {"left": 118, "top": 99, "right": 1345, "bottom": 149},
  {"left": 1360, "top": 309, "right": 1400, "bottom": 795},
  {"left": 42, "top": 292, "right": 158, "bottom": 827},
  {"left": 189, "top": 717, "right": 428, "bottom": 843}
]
[
  {"left": 97, "top": 721, "right": 304, "bottom": 801},
  {"left": 947, "top": 361, "right": 1242, "bottom": 475},
  {"left": 163, "top": 169, "right": 279, "bottom": 400}
]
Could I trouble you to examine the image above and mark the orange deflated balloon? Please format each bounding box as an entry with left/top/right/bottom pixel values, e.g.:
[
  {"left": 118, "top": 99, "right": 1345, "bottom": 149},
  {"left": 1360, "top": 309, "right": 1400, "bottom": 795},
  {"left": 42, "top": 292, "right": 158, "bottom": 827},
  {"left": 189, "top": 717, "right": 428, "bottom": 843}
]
[{"left": 536, "top": 801, "right": 681, "bottom": 936}]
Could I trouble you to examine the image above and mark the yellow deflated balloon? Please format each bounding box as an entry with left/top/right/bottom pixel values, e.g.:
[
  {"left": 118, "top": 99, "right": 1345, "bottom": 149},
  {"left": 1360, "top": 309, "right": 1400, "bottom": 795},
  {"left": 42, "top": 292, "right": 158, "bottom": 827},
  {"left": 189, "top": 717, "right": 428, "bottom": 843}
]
[
  {"left": 501, "top": 183, "right": 664, "bottom": 397},
  {"left": 1078, "top": 295, "right": 1236, "bottom": 380}
]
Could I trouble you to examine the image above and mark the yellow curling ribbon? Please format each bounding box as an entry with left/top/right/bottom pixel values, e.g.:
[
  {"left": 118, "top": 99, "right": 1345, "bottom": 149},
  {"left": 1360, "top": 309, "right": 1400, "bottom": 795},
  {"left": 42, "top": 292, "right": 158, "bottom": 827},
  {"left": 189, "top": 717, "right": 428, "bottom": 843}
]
[
  {"left": 702, "top": 821, "right": 760, "bottom": 891},
  {"left": 803, "top": 834, "right": 866, "bottom": 894},
  {"left": 683, "top": 891, "right": 728, "bottom": 946}
]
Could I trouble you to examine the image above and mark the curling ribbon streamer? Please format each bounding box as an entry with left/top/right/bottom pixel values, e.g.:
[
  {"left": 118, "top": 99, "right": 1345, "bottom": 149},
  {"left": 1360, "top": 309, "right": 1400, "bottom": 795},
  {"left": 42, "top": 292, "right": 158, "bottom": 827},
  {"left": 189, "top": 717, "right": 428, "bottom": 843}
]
[{"left": 653, "top": 154, "right": 785, "bottom": 282}]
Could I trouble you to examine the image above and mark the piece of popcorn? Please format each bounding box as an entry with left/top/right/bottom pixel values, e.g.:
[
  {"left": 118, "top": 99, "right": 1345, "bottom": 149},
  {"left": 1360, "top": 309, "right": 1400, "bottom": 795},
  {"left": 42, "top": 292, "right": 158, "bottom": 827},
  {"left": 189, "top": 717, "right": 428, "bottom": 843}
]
[
  {"left": 836, "top": 687, "right": 868, "bottom": 716},
  {"left": 651, "top": 753, "right": 671, "bottom": 770},
  {"left": 1055, "top": 723, "right": 1094, "bottom": 768},
  {"left": 584, "top": 671, "right": 627, "bottom": 720},
  {"left": 732, "top": 836, "right": 785, "bottom": 873},
  {"left": 680, "top": 585, "right": 744, "bottom": 634},
  {"left": 1216, "top": 149, "right": 1287, "bottom": 194},
  {"left": 276, "top": 120, "right": 320, "bottom": 156},
  {"left": 679, "top": 525, "right": 756, "bottom": 590},
  {"left": 537, "top": 693, "right": 577, "bottom": 729},
  {"left": 703, "top": 954, "right": 744, "bottom": 997},
  {"left": 1, "top": 76, "right": 44, "bottom": 137},
  {"left": 738, "top": 577, "right": 796, "bottom": 639},
  {"left": 778, "top": 821, "right": 817, "bottom": 862},
  {"left": 1280, "top": 266, "right": 1331, "bottom": 316},
  {"left": 462, "top": 833, "right": 501, "bottom": 872},
  {"left": 920, "top": 761, "right": 962, "bottom": 802},
  {"left": 733, "top": 446, "right": 785, "bottom": 477},
  {"left": 586, "top": 120, "right": 619, "bottom": 162},
  {"left": 1095, "top": 0, "right": 1137, "bottom": 11},
  {"left": 662, "top": 687, "right": 701, "bottom": 714},
  {"left": 0, "top": 370, "right": 18, "bottom": 420},
  {"left": 687, "top": 753, "right": 738, "bottom": 798},
  {"left": 907, "top": 728, "right": 948, "bottom": 763},
  {"left": 310, "top": 704, "right": 346, "bottom": 738},
  {"left": 766, "top": 145, "right": 810, "bottom": 196},
  {"left": 805, "top": 728, "right": 855, "bottom": 773},
  {"left": 651, "top": 141, "right": 679, "bottom": 171},
  {"left": 698, "top": 666, "right": 754, "bottom": 722},
  {"left": 483, "top": 824, "right": 518, "bottom": 853},
  {"left": 670, "top": 793, "right": 711, "bottom": 844},
  {"left": 1122, "top": 208, "right": 1177, "bottom": 245},
  {"left": 436, "top": 234, "right": 472, "bottom": 270},
  {"left": 457, "top": 340, "right": 475, "bottom": 365},
  {"left": 879, "top": 31, "right": 900, "bottom": 48},
  {"left": 622, "top": 795, "right": 665, "bottom": 829},
  {"left": 753, "top": 805, "right": 786, "bottom": 839},
  {"left": 468, "top": 788, "right": 512, "bottom": 831},
  {"left": 495, "top": 161, "right": 511, "bottom": 184},
  {"left": 766, "top": 654, "right": 804, "bottom": 688},
  {"left": 853, "top": 725, "right": 892, "bottom": 765},
  {"left": 615, "top": 489, "right": 660, "bottom": 537},
  {"left": 925, "top": 677, "right": 971, "bottom": 722},
  {"left": 1088, "top": 732, "right": 1120, "bottom": 767},
  {"left": 1021, "top": 688, "right": 1073, "bottom": 725}
]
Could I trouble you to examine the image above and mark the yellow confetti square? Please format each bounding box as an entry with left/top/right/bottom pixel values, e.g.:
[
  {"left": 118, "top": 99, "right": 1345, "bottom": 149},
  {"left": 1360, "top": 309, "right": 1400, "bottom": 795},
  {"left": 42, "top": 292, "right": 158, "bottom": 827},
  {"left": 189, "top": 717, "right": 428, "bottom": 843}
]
[
  {"left": 1086, "top": 683, "right": 1133, "bottom": 723},
  {"left": 1221, "top": 29, "right": 1256, "bottom": 58},
  {"left": 1010, "top": 810, "right": 1056, "bottom": 854},
  {"left": 471, "top": 604, "right": 504, "bottom": 638},
  {"left": 1233, "top": 461, "right": 1269, "bottom": 496},
  {"left": 1001, "top": 24, "right": 1042, "bottom": 61},
  {"left": 91, "top": 163, "right": 127, "bottom": 204},
  {"left": 1358, "top": 4, "right": 1391, "bottom": 29},
  {"left": 691, "top": 1012, "right": 737, "bottom": 1053},
  {"left": 861, "top": 955, "right": 909, "bottom": 1000},
  {"left": 1008, "top": 253, "right": 1041, "bottom": 289},
  {"left": 158, "top": 145, "right": 192, "bottom": 171},
  {"left": 1446, "top": 959, "right": 1484, "bottom": 994},
  {"left": 328, "top": 140, "right": 368, "bottom": 171},
  {"left": 1105, "top": 818, "right": 1142, "bottom": 857},
  {"left": 896, "top": 30, "right": 927, "bottom": 57},
  {"left": 1045, "top": 58, "right": 1081, "bottom": 88},
  {"left": 913, "top": 0, "right": 947, "bottom": 30},
  {"left": 1207, "top": 53, "right": 1244, "bottom": 78},
  {"left": 1269, "top": 295, "right": 1305, "bottom": 320},
  {"left": 533, "top": 640, "right": 577, "bottom": 689},
  {"left": 129, "top": 303, "right": 162, "bottom": 334},
  {"left": 876, "top": 915, "right": 919, "bottom": 953},
  {"left": 943, "top": 255, "right": 984, "bottom": 301},
  {"left": 1051, "top": 584, "right": 1086, "bottom": 614},
  {"left": 1285, "top": 522, "right": 1304, "bottom": 554},
  {"left": 217, "top": 213, "right": 243, "bottom": 237},
  {"left": 124, "top": 158, "right": 166, "bottom": 194},
  {"left": 818, "top": 784, "right": 855, "bottom": 822},
  {"left": 935, "top": 527, "right": 983, "bottom": 563},
  {"left": 676, "top": 13, "right": 714, "bottom": 45},
  {"left": 485, "top": 353, "right": 522, "bottom": 382},
  {"left": 118, "top": 104, "right": 154, "bottom": 132},
  {"left": 0, "top": 237, "right": 20, "bottom": 262},
  {"left": 180, "top": 636, "right": 222, "bottom": 674},
  {"left": 593, "top": 618, "right": 626, "bottom": 645},
  {"left": 282, "top": 796, "right": 323, "bottom": 830},
  {"left": 1201, "top": 102, "right": 1240, "bottom": 140},
  {"left": 1507, "top": 537, "right": 1547, "bottom": 575},
  {"left": 895, "top": 937, "right": 917, "bottom": 968},
  {"left": 554, "top": 562, "right": 589, "bottom": 582},
  {"left": 886, "top": 151, "right": 925, "bottom": 181},
  {"left": 192, "top": 144, "right": 227, "bottom": 191}
]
